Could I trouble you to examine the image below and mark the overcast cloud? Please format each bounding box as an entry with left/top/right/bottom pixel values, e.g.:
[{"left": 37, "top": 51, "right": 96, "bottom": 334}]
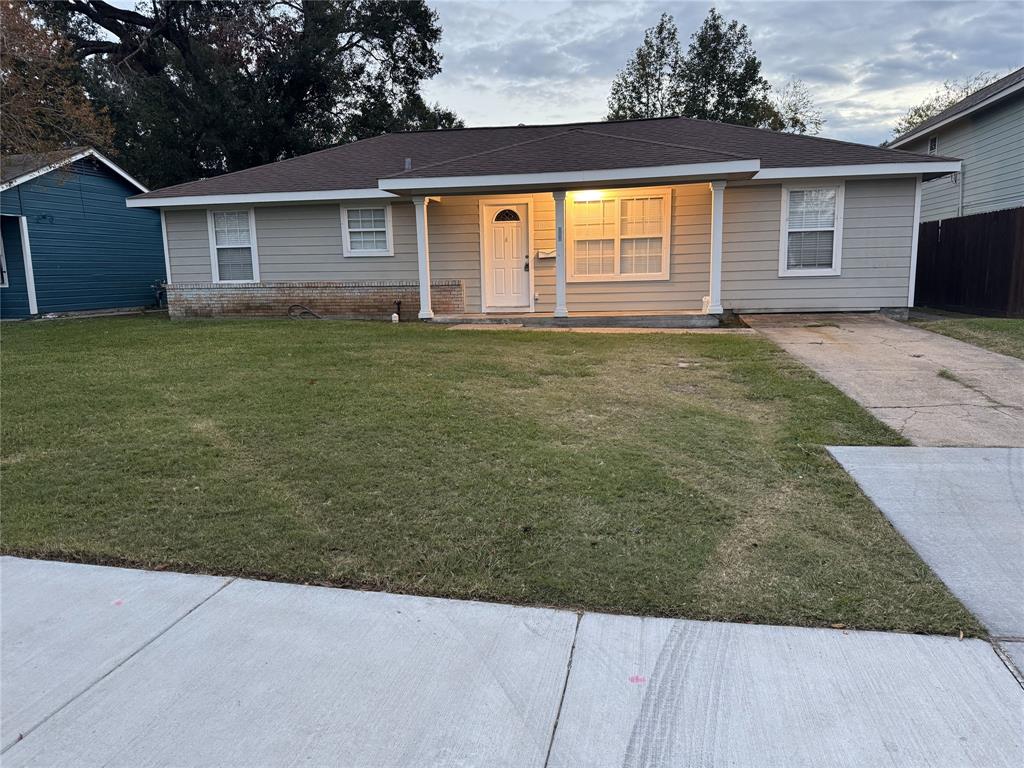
[{"left": 421, "top": 0, "right": 1024, "bottom": 145}]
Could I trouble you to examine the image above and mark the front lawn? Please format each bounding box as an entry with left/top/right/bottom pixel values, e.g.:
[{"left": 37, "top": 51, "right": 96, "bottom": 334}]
[
  {"left": 911, "top": 314, "right": 1024, "bottom": 360},
  {"left": 0, "top": 317, "right": 978, "bottom": 634}
]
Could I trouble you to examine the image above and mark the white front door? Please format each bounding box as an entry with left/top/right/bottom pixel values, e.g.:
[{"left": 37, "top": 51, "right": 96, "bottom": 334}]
[{"left": 483, "top": 203, "right": 530, "bottom": 309}]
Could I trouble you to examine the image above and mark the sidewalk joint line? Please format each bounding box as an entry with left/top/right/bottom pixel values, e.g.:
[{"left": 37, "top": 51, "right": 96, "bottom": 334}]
[
  {"left": 990, "top": 641, "right": 1024, "bottom": 689},
  {"left": 543, "top": 611, "right": 582, "bottom": 768},
  {"left": 1, "top": 576, "right": 238, "bottom": 754}
]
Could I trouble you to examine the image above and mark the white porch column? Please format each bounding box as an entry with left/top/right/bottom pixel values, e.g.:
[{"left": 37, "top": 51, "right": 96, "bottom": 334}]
[
  {"left": 553, "top": 190, "right": 569, "bottom": 317},
  {"left": 413, "top": 195, "right": 433, "bottom": 319},
  {"left": 707, "top": 180, "right": 726, "bottom": 314}
]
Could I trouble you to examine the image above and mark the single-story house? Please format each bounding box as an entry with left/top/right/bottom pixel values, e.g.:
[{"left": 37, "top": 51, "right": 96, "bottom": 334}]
[
  {"left": 887, "top": 66, "right": 1023, "bottom": 222},
  {"left": 1, "top": 148, "right": 164, "bottom": 320},
  {"left": 127, "top": 117, "right": 960, "bottom": 324}
]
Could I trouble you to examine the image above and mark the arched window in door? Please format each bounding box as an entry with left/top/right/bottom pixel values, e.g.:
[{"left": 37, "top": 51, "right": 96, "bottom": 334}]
[{"left": 494, "top": 209, "right": 521, "bottom": 222}]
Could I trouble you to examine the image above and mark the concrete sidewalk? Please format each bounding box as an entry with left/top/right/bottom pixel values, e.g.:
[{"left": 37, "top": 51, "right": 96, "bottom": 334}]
[
  {"left": 743, "top": 313, "right": 1024, "bottom": 447},
  {"left": 2, "top": 556, "right": 1021, "bottom": 767}
]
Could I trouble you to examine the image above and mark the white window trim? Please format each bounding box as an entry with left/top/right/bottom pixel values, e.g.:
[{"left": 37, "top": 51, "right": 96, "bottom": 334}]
[
  {"left": 927, "top": 136, "right": 938, "bottom": 156},
  {"left": 340, "top": 203, "right": 394, "bottom": 258},
  {"left": 207, "top": 208, "right": 260, "bottom": 283},
  {"left": 778, "top": 182, "right": 845, "bottom": 278},
  {"left": 566, "top": 187, "right": 672, "bottom": 283},
  {"left": 0, "top": 223, "right": 8, "bottom": 288}
]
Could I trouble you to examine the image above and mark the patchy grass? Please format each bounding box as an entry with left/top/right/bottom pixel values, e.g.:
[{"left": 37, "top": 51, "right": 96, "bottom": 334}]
[
  {"left": 912, "top": 315, "right": 1024, "bottom": 360},
  {"left": 0, "top": 317, "right": 979, "bottom": 635}
]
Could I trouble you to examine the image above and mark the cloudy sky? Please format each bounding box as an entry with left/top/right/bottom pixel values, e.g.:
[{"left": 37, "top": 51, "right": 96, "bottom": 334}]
[{"left": 420, "top": 0, "right": 1023, "bottom": 144}]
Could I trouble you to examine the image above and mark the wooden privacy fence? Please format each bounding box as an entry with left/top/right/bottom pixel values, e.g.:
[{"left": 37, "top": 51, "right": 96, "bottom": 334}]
[{"left": 915, "top": 206, "right": 1024, "bottom": 317}]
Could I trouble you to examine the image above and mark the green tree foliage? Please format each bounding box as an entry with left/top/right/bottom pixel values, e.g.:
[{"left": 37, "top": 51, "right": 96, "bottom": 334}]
[
  {"left": 606, "top": 14, "right": 684, "bottom": 120},
  {"left": 607, "top": 9, "right": 823, "bottom": 134},
  {"left": 890, "top": 72, "right": 1002, "bottom": 139},
  {"left": 35, "top": 0, "right": 462, "bottom": 188},
  {"left": 675, "top": 8, "right": 777, "bottom": 127}
]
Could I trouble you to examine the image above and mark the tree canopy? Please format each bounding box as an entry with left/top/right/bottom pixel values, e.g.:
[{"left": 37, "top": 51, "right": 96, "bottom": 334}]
[
  {"left": 607, "top": 9, "right": 824, "bottom": 135},
  {"left": 889, "top": 72, "right": 1002, "bottom": 139},
  {"left": 30, "top": 0, "right": 462, "bottom": 188},
  {"left": 0, "top": 1, "right": 112, "bottom": 156}
]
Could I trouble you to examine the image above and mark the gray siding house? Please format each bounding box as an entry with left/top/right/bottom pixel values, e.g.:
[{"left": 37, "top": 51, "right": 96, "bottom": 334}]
[
  {"left": 889, "top": 67, "right": 1024, "bottom": 222},
  {"left": 128, "top": 117, "right": 958, "bottom": 323}
]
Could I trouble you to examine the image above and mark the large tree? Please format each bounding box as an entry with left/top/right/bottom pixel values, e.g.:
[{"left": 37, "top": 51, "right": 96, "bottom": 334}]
[
  {"left": 36, "top": 0, "right": 462, "bottom": 188},
  {"left": 607, "top": 9, "right": 823, "bottom": 133},
  {"left": 606, "top": 13, "right": 684, "bottom": 120},
  {"left": 889, "top": 71, "right": 1002, "bottom": 139},
  {"left": 0, "top": 1, "right": 112, "bottom": 156},
  {"left": 674, "top": 8, "right": 777, "bottom": 127}
]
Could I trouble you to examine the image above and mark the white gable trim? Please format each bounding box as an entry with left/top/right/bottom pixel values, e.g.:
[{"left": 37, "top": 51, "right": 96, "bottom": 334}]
[
  {"left": 0, "top": 148, "right": 149, "bottom": 193},
  {"left": 888, "top": 79, "right": 1024, "bottom": 148},
  {"left": 127, "top": 188, "right": 397, "bottom": 208}
]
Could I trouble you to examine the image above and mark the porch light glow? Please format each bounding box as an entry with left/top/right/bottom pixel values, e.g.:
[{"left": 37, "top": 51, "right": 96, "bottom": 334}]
[{"left": 573, "top": 190, "right": 603, "bottom": 201}]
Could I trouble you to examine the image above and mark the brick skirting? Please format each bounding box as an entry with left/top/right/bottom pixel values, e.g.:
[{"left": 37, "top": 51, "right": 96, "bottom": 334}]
[{"left": 166, "top": 280, "right": 464, "bottom": 320}]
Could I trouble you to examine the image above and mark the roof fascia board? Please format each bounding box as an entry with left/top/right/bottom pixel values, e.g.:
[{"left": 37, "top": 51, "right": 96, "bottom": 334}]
[
  {"left": 888, "top": 79, "right": 1024, "bottom": 148},
  {"left": 127, "top": 188, "right": 398, "bottom": 208},
  {"left": 753, "top": 162, "right": 961, "bottom": 179},
  {"left": 0, "top": 148, "right": 150, "bottom": 193},
  {"left": 377, "top": 160, "right": 762, "bottom": 192}
]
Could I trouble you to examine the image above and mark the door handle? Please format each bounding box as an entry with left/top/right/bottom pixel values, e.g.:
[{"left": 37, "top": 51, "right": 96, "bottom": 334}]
[{"left": 523, "top": 255, "right": 530, "bottom": 272}]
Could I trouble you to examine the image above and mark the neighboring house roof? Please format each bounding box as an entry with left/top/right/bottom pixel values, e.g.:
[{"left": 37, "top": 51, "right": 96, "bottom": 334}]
[
  {"left": 128, "top": 116, "right": 959, "bottom": 205},
  {"left": 0, "top": 147, "right": 149, "bottom": 193},
  {"left": 889, "top": 66, "right": 1024, "bottom": 148}
]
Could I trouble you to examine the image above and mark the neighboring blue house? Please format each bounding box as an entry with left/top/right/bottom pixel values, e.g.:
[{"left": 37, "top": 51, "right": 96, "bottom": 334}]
[{"left": 1, "top": 148, "right": 165, "bottom": 319}]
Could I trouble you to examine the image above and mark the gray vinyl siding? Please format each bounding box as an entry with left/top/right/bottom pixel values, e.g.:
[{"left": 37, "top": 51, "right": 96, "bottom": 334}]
[
  {"left": 901, "top": 93, "right": 1024, "bottom": 221},
  {"left": 164, "top": 209, "right": 212, "bottom": 282},
  {"left": 720, "top": 178, "right": 915, "bottom": 312},
  {"left": 257, "top": 203, "right": 418, "bottom": 280}
]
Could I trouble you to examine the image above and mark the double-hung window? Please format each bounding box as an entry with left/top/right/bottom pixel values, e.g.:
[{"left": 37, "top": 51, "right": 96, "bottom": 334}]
[
  {"left": 567, "top": 189, "right": 671, "bottom": 281},
  {"left": 778, "top": 184, "right": 844, "bottom": 277},
  {"left": 341, "top": 205, "right": 393, "bottom": 257},
  {"left": 209, "top": 209, "right": 259, "bottom": 282}
]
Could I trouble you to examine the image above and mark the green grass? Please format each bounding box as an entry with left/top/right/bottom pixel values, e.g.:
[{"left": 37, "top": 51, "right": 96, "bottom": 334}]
[
  {"left": 0, "top": 317, "right": 979, "bottom": 635},
  {"left": 912, "top": 315, "right": 1024, "bottom": 360}
]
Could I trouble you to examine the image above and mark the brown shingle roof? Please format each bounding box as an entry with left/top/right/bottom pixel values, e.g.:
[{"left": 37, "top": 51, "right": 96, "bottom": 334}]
[
  {"left": 132, "top": 116, "right": 954, "bottom": 200},
  {"left": 889, "top": 66, "right": 1024, "bottom": 147},
  {"left": 1, "top": 147, "right": 88, "bottom": 185}
]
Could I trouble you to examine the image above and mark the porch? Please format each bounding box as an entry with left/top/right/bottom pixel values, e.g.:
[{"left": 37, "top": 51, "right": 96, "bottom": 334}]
[{"left": 396, "top": 176, "right": 737, "bottom": 322}]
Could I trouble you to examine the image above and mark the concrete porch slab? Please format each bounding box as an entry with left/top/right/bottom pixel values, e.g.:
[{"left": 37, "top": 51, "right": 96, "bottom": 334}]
[
  {"left": 828, "top": 447, "right": 1024, "bottom": 638},
  {"left": 0, "top": 557, "right": 230, "bottom": 750},
  {"left": 2, "top": 571, "right": 577, "bottom": 768},
  {"left": 548, "top": 613, "right": 1023, "bottom": 768}
]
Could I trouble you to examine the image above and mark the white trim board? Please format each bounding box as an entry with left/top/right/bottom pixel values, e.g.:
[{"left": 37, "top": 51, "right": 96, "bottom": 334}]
[
  {"left": 908, "top": 175, "right": 923, "bottom": 308},
  {"left": 753, "top": 162, "right": 960, "bottom": 180},
  {"left": 18, "top": 216, "right": 38, "bottom": 315},
  {"left": 128, "top": 189, "right": 398, "bottom": 208},
  {"left": 160, "top": 209, "right": 172, "bottom": 284},
  {"left": 378, "top": 160, "right": 761, "bottom": 192},
  {"left": 888, "top": 79, "right": 1024, "bottom": 148},
  {"left": 0, "top": 148, "right": 149, "bottom": 193}
]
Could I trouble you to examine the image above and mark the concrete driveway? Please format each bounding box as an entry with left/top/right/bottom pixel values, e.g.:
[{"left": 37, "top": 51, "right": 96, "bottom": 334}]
[
  {"left": 743, "top": 313, "right": 1024, "bottom": 447},
  {"left": 2, "top": 556, "right": 1022, "bottom": 767},
  {"left": 830, "top": 447, "right": 1024, "bottom": 675}
]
